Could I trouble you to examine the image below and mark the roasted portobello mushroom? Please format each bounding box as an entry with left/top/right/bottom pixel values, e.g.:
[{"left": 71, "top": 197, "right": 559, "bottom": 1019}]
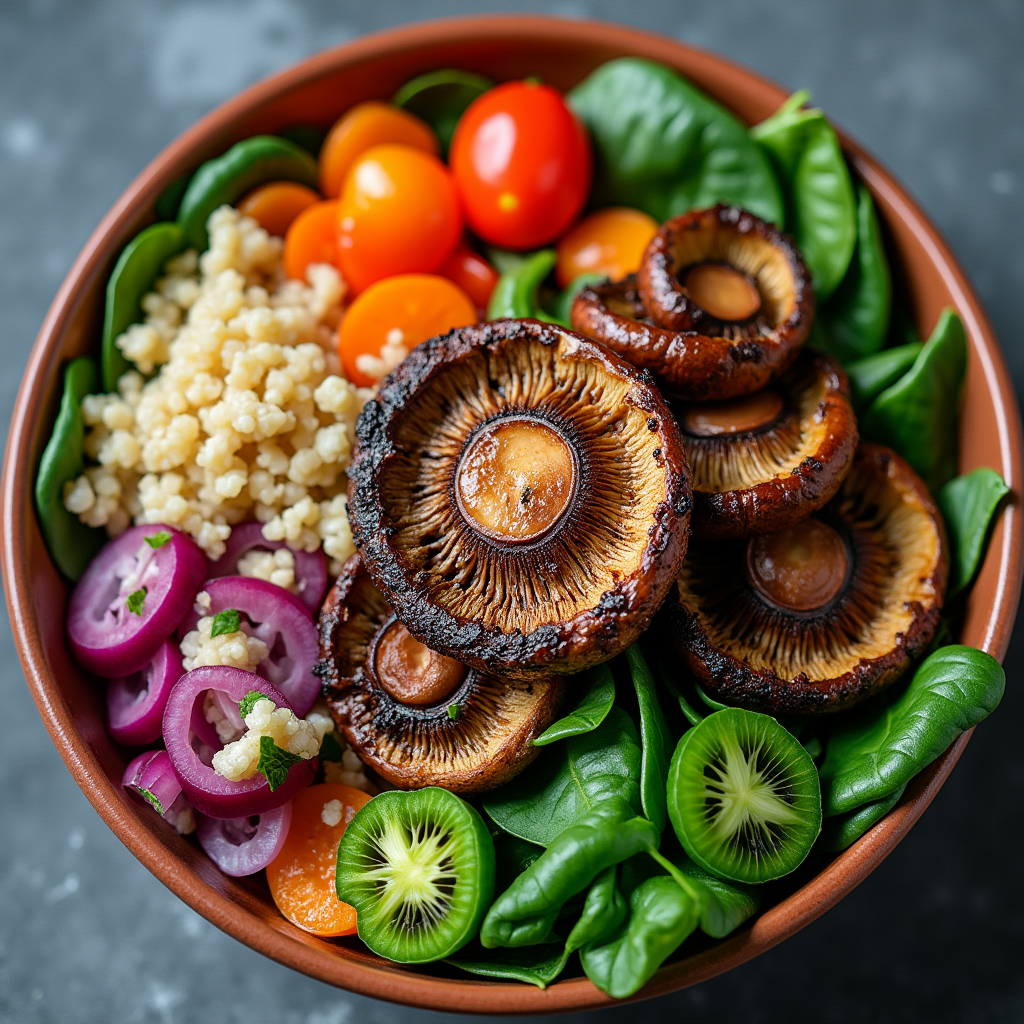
[
  {"left": 667, "top": 443, "right": 947, "bottom": 715},
  {"left": 318, "top": 554, "right": 565, "bottom": 793},
  {"left": 347, "top": 318, "right": 692, "bottom": 678}
]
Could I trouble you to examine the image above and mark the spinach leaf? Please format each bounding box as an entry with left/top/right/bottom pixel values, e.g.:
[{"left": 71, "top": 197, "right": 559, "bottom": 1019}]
[
  {"left": 532, "top": 664, "right": 615, "bottom": 746},
  {"left": 493, "top": 832, "right": 545, "bottom": 893},
  {"left": 486, "top": 249, "right": 565, "bottom": 324},
  {"left": 860, "top": 307, "right": 967, "bottom": 492},
  {"left": 580, "top": 875, "right": 699, "bottom": 999},
  {"left": 843, "top": 342, "right": 923, "bottom": 412},
  {"left": 568, "top": 58, "right": 783, "bottom": 226},
  {"left": 671, "top": 854, "right": 760, "bottom": 939},
  {"left": 565, "top": 865, "right": 629, "bottom": 953},
  {"left": 446, "top": 942, "right": 570, "bottom": 988},
  {"left": 392, "top": 68, "right": 492, "bottom": 157},
  {"left": 653, "top": 656, "right": 703, "bottom": 727},
  {"left": 751, "top": 91, "right": 857, "bottom": 298},
  {"left": 551, "top": 272, "right": 606, "bottom": 325},
  {"left": 820, "top": 645, "right": 1005, "bottom": 815},
  {"left": 625, "top": 645, "right": 671, "bottom": 832},
  {"left": 483, "top": 707, "right": 642, "bottom": 846},
  {"left": 819, "top": 784, "right": 907, "bottom": 852},
  {"left": 937, "top": 468, "right": 1010, "bottom": 597},
  {"left": 818, "top": 183, "right": 892, "bottom": 361}
]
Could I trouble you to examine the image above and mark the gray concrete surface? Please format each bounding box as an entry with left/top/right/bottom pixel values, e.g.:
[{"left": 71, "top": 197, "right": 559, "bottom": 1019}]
[{"left": 1, "top": 2, "right": 1021, "bottom": 1022}]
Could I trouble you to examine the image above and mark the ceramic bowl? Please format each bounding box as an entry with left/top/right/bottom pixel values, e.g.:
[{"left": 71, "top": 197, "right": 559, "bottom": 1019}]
[{"left": 3, "top": 15, "right": 1021, "bottom": 1014}]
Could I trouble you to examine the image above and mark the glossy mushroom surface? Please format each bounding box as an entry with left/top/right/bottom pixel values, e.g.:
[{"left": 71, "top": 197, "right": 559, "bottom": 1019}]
[
  {"left": 318, "top": 554, "right": 565, "bottom": 793},
  {"left": 668, "top": 442, "right": 948, "bottom": 715},
  {"left": 571, "top": 206, "right": 813, "bottom": 400},
  {"left": 346, "top": 318, "right": 692, "bottom": 678},
  {"left": 673, "top": 349, "right": 858, "bottom": 538}
]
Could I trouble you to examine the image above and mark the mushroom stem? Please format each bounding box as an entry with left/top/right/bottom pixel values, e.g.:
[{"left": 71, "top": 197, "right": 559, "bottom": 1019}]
[{"left": 373, "top": 619, "right": 467, "bottom": 707}]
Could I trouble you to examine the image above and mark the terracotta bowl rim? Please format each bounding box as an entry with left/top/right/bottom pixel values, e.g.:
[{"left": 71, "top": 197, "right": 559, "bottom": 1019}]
[{"left": 3, "top": 14, "right": 1022, "bottom": 1015}]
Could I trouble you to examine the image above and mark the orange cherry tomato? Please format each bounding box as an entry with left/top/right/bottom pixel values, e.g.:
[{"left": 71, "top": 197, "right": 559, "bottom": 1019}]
[
  {"left": 237, "top": 181, "right": 321, "bottom": 237},
  {"left": 338, "top": 273, "right": 477, "bottom": 387},
  {"left": 266, "top": 783, "right": 371, "bottom": 937},
  {"left": 440, "top": 246, "right": 499, "bottom": 314},
  {"left": 319, "top": 101, "right": 438, "bottom": 199},
  {"left": 283, "top": 200, "right": 340, "bottom": 282},
  {"left": 449, "top": 80, "right": 592, "bottom": 251},
  {"left": 555, "top": 207, "right": 660, "bottom": 288},
  {"left": 337, "top": 144, "right": 462, "bottom": 295}
]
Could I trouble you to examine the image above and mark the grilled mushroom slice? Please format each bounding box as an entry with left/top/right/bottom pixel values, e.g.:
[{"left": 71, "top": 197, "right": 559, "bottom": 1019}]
[
  {"left": 318, "top": 554, "right": 565, "bottom": 793},
  {"left": 347, "top": 318, "right": 691, "bottom": 678},
  {"left": 667, "top": 443, "right": 947, "bottom": 715},
  {"left": 571, "top": 206, "right": 812, "bottom": 400},
  {"left": 674, "top": 349, "right": 858, "bottom": 538}
]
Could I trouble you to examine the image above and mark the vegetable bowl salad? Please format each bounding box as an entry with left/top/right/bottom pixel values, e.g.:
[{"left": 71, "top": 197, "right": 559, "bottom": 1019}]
[{"left": 35, "top": 58, "right": 1009, "bottom": 997}]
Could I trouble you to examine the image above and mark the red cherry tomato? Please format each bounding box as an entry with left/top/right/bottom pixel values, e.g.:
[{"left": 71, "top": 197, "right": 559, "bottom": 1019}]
[
  {"left": 337, "top": 144, "right": 462, "bottom": 294},
  {"left": 449, "top": 81, "right": 592, "bottom": 251},
  {"left": 440, "top": 246, "right": 499, "bottom": 313}
]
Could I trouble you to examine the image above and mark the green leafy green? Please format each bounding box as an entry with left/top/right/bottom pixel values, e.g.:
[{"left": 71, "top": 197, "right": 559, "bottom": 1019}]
[
  {"left": 493, "top": 833, "right": 545, "bottom": 893},
  {"left": 446, "top": 942, "right": 570, "bottom": 987},
  {"left": 447, "top": 703, "right": 460, "bottom": 721},
  {"left": 237, "top": 689, "right": 265, "bottom": 719},
  {"left": 210, "top": 608, "right": 241, "bottom": 638},
  {"left": 568, "top": 58, "right": 783, "bottom": 225},
  {"left": 551, "top": 272, "right": 606, "bottom": 325},
  {"left": 937, "top": 468, "right": 1010, "bottom": 597},
  {"left": 694, "top": 682, "right": 729, "bottom": 712},
  {"left": 143, "top": 531, "right": 172, "bottom": 549},
  {"left": 751, "top": 91, "right": 857, "bottom": 298},
  {"left": 625, "top": 645, "right": 671, "bottom": 832},
  {"left": 653, "top": 657, "right": 703, "bottom": 727},
  {"left": 136, "top": 787, "right": 164, "bottom": 815},
  {"left": 860, "top": 307, "right": 967, "bottom": 492},
  {"left": 101, "top": 221, "right": 186, "bottom": 390},
  {"left": 483, "top": 707, "right": 642, "bottom": 846},
  {"left": 392, "top": 68, "right": 492, "bottom": 156},
  {"left": 820, "top": 645, "right": 1005, "bottom": 815},
  {"left": 668, "top": 853, "right": 760, "bottom": 939},
  {"left": 257, "top": 735, "right": 303, "bottom": 792},
  {"left": 125, "top": 588, "right": 147, "bottom": 616},
  {"left": 531, "top": 664, "right": 615, "bottom": 746},
  {"left": 819, "top": 784, "right": 906, "bottom": 852},
  {"left": 817, "top": 183, "right": 892, "bottom": 361},
  {"left": 34, "top": 357, "right": 106, "bottom": 580},
  {"left": 565, "top": 865, "right": 629, "bottom": 954},
  {"left": 843, "top": 342, "right": 923, "bottom": 412},
  {"left": 317, "top": 731, "right": 345, "bottom": 763}
]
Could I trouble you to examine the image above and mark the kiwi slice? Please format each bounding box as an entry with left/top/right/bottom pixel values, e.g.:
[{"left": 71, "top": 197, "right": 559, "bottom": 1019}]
[
  {"left": 667, "top": 708, "right": 821, "bottom": 884},
  {"left": 336, "top": 787, "right": 495, "bottom": 963}
]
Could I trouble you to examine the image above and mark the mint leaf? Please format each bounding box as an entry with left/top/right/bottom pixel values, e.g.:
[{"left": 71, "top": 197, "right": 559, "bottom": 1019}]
[
  {"left": 144, "top": 531, "right": 172, "bottom": 549},
  {"left": 210, "top": 608, "right": 241, "bottom": 638},
  {"left": 319, "top": 731, "right": 345, "bottom": 762},
  {"left": 448, "top": 704, "right": 460, "bottom": 721},
  {"left": 257, "top": 735, "right": 303, "bottom": 791},
  {"left": 136, "top": 787, "right": 164, "bottom": 815},
  {"left": 238, "top": 689, "right": 266, "bottom": 719},
  {"left": 126, "top": 587, "right": 147, "bottom": 616}
]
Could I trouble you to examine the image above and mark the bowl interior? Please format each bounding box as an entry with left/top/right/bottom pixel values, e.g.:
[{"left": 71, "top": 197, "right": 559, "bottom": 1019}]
[{"left": 3, "top": 15, "right": 1021, "bottom": 1015}]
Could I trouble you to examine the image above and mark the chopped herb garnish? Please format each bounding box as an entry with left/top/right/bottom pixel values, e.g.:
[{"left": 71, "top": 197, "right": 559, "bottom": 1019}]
[
  {"left": 136, "top": 787, "right": 163, "bottom": 815},
  {"left": 237, "top": 689, "right": 265, "bottom": 719},
  {"left": 210, "top": 608, "right": 241, "bottom": 638},
  {"left": 143, "top": 531, "right": 172, "bottom": 549},
  {"left": 319, "top": 731, "right": 345, "bottom": 762},
  {"left": 448, "top": 704, "right": 460, "bottom": 721},
  {"left": 257, "top": 735, "right": 303, "bottom": 792},
  {"left": 126, "top": 587, "right": 147, "bottom": 616}
]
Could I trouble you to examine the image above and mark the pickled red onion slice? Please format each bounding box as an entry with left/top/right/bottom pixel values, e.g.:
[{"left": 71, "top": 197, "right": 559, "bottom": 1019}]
[
  {"left": 107, "top": 640, "right": 183, "bottom": 746},
  {"left": 122, "top": 749, "right": 183, "bottom": 818},
  {"left": 195, "top": 804, "right": 293, "bottom": 876}
]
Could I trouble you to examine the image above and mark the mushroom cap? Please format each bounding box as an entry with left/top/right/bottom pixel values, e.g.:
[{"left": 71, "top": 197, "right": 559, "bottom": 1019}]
[
  {"left": 318, "top": 553, "right": 566, "bottom": 793},
  {"left": 675, "top": 349, "right": 859, "bottom": 538},
  {"left": 667, "top": 443, "right": 948, "bottom": 715},
  {"left": 347, "top": 318, "right": 692, "bottom": 678},
  {"left": 571, "top": 206, "right": 813, "bottom": 401}
]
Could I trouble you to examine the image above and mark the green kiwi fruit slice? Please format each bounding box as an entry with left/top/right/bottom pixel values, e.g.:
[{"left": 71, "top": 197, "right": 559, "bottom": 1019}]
[
  {"left": 336, "top": 787, "right": 495, "bottom": 963},
  {"left": 667, "top": 708, "right": 821, "bottom": 884}
]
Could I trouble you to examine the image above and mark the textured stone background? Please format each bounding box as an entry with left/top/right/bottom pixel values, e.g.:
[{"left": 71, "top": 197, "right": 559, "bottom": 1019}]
[{"left": 1, "top": 2, "right": 1021, "bottom": 1022}]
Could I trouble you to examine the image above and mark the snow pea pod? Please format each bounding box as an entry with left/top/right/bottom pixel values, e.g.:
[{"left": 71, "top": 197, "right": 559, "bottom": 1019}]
[
  {"left": 751, "top": 91, "right": 857, "bottom": 299},
  {"left": 819, "top": 784, "right": 907, "bottom": 852},
  {"left": 531, "top": 664, "right": 615, "bottom": 746},
  {"left": 860, "top": 307, "right": 967, "bottom": 492},
  {"left": 480, "top": 798, "right": 659, "bottom": 949},
  {"left": 820, "top": 645, "right": 1005, "bottom": 816},
  {"left": 101, "top": 221, "right": 185, "bottom": 391},
  {"left": 569, "top": 58, "right": 783, "bottom": 226},
  {"left": 34, "top": 357, "right": 105, "bottom": 580},
  {"left": 485, "top": 249, "right": 564, "bottom": 324},
  {"left": 625, "top": 645, "right": 671, "bottom": 832},
  {"left": 818, "top": 183, "right": 892, "bottom": 361},
  {"left": 937, "top": 468, "right": 1010, "bottom": 597},
  {"left": 393, "top": 68, "right": 492, "bottom": 156},
  {"left": 843, "top": 341, "right": 923, "bottom": 412},
  {"left": 178, "top": 135, "right": 319, "bottom": 250}
]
